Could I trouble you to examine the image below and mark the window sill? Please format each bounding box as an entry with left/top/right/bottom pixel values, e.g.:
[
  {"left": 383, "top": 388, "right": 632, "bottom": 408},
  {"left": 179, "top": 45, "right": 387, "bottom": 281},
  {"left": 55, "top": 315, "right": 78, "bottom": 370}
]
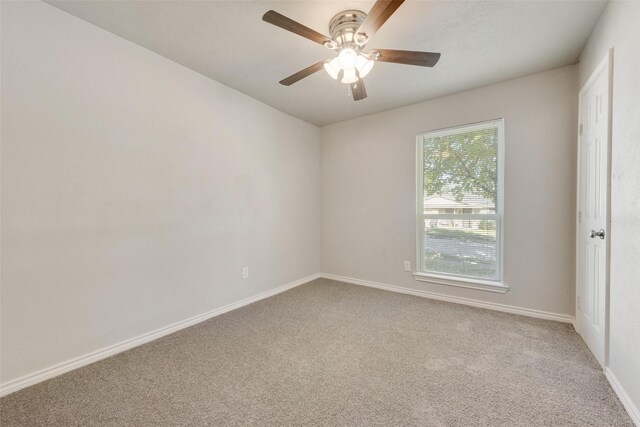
[{"left": 413, "top": 272, "right": 509, "bottom": 294}]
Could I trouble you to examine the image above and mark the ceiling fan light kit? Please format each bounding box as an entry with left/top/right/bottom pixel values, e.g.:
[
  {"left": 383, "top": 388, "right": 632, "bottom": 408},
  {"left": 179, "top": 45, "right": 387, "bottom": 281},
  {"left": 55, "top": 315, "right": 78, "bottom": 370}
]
[{"left": 262, "top": 0, "right": 441, "bottom": 101}]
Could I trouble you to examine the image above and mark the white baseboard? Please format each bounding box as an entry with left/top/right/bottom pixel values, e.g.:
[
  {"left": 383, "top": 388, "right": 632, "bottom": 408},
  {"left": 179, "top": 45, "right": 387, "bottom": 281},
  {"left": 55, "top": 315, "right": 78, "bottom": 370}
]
[
  {"left": 321, "top": 273, "right": 575, "bottom": 324},
  {"left": 0, "top": 273, "right": 321, "bottom": 397},
  {"left": 605, "top": 368, "right": 640, "bottom": 426}
]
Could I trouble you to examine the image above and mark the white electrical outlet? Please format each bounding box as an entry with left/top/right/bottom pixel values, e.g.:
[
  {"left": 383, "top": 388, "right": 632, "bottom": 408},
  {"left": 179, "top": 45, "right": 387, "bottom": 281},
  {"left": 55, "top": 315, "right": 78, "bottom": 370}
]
[
  {"left": 242, "top": 267, "right": 249, "bottom": 279},
  {"left": 403, "top": 261, "right": 411, "bottom": 271}
]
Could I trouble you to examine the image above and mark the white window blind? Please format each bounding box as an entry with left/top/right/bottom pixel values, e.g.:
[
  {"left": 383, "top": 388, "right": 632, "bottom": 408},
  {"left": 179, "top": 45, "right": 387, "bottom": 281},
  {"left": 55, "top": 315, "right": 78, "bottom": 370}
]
[{"left": 416, "top": 119, "right": 504, "bottom": 282}]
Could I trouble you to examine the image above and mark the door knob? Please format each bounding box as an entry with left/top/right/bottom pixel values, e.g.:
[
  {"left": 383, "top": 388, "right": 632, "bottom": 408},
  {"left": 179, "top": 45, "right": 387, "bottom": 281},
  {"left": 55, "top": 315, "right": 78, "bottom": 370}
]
[{"left": 590, "top": 229, "right": 605, "bottom": 239}]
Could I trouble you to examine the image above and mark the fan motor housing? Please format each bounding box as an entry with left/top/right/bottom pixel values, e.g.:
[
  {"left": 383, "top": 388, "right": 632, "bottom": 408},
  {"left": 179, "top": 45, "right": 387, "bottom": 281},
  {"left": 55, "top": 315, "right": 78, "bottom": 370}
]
[{"left": 329, "top": 10, "right": 367, "bottom": 48}]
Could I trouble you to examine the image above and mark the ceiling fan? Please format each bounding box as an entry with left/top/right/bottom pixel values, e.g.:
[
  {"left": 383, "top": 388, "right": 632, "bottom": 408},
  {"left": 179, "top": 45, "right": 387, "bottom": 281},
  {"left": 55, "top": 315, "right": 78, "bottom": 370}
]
[{"left": 262, "top": 0, "right": 441, "bottom": 101}]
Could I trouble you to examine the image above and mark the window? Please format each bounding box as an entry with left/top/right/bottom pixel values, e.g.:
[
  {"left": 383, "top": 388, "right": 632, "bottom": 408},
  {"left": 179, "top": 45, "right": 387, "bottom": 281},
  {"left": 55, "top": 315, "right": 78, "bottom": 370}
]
[{"left": 416, "top": 119, "right": 504, "bottom": 287}]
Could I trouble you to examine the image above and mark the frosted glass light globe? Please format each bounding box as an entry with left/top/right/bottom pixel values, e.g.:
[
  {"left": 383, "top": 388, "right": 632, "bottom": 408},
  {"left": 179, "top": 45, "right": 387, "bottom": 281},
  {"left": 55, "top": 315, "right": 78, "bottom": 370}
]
[
  {"left": 355, "top": 55, "right": 374, "bottom": 78},
  {"left": 341, "top": 68, "right": 358, "bottom": 84},
  {"left": 338, "top": 48, "right": 358, "bottom": 70},
  {"left": 323, "top": 57, "right": 341, "bottom": 80}
]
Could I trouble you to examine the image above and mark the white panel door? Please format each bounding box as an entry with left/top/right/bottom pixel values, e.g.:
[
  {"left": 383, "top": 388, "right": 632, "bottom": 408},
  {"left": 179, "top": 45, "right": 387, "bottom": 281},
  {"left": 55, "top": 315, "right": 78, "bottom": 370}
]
[{"left": 576, "top": 52, "right": 611, "bottom": 367}]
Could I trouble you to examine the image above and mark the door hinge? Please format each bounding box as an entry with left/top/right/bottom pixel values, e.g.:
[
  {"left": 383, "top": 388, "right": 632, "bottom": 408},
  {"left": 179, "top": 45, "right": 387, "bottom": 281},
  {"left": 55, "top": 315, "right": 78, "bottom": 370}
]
[
  {"left": 579, "top": 124, "right": 583, "bottom": 136},
  {"left": 577, "top": 296, "right": 581, "bottom": 310},
  {"left": 578, "top": 211, "right": 582, "bottom": 224}
]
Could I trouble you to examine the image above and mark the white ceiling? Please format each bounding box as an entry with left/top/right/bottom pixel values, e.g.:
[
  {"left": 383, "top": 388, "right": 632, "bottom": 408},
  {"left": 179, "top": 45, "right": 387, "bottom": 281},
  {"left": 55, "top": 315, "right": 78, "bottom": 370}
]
[{"left": 45, "top": 0, "right": 606, "bottom": 126}]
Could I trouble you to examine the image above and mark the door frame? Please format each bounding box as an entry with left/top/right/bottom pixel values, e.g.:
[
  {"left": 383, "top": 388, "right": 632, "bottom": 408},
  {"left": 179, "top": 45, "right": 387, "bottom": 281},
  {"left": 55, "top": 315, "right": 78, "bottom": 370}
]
[{"left": 575, "top": 48, "right": 613, "bottom": 367}]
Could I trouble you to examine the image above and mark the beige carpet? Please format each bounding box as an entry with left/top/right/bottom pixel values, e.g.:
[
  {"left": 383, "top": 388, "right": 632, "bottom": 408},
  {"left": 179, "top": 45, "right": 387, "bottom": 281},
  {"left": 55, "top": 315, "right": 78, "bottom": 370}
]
[{"left": 0, "top": 279, "right": 633, "bottom": 426}]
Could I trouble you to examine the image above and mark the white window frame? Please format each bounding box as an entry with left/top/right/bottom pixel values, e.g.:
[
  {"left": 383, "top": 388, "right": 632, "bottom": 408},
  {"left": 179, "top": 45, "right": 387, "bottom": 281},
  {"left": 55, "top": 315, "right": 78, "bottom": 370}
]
[{"left": 414, "top": 119, "right": 508, "bottom": 293}]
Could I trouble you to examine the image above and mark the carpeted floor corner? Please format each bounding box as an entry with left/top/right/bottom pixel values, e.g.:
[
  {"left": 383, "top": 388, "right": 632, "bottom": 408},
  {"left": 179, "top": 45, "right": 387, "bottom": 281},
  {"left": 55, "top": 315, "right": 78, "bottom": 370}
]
[{"left": 0, "top": 278, "right": 633, "bottom": 426}]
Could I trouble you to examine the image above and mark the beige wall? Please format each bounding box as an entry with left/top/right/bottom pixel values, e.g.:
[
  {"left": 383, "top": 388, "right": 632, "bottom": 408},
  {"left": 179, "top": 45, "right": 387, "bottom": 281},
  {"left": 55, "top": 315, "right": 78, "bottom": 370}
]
[
  {"left": 579, "top": 0, "right": 640, "bottom": 417},
  {"left": 321, "top": 65, "right": 577, "bottom": 315},
  {"left": 0, "top": 1, "right": 320, "bottom": 384}
]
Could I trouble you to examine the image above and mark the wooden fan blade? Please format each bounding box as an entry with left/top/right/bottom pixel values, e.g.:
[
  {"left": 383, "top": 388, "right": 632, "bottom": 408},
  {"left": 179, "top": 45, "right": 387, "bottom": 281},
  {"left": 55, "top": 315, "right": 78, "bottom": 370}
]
[
  {"left": 375, "top": 49, "right": 441, "bottom": 67},
  {"left": 350, "top": 80, "right": 367, "bottom": 101},
  {"left": 263, "top": 10, "right": 331, "bottom": 45},
  {"left": 357, "top": 0, "right": 405, "bottom": 41},
  {"left": 279, "top": 61, "right": 325, "bottom": 86}
]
